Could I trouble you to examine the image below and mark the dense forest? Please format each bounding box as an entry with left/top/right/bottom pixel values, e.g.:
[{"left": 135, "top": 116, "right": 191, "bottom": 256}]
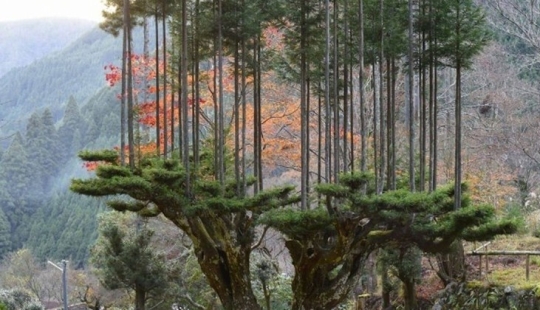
[{"left": 2, "top": 0, "right": 540, "bottom": 309}]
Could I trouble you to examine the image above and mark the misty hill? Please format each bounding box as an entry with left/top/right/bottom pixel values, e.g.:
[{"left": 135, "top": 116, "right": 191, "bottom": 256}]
[
  {"left": 0, "top": 18, "right": 96, "bottom": 78},
  {"left": 0, "top": 26, "right": 124, "bottom": 135},
  {"left": 0, "top": 24, "right": 155, "bottom": 138},
  {"left": 0, "top": 21, "right": 155, "bottom": 265}
]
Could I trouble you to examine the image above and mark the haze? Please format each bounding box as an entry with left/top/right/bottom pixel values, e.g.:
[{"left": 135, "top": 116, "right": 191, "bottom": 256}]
[{"left": 0, "top": 0, "right": 105, "bottom": 22}]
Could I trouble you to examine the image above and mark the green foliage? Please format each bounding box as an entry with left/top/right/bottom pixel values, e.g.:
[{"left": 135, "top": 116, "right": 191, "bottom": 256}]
[
  {"left": 250, "top": 253, "right": 292, "bottom": 310},
  {"left": 258, "top": 207, "right": 333, "bottom": 239},
  {"left": 436, "top": 282, "right": 540, "bottom": 309},
  {"left": 0, "top": 209, "right": 11, "bottom": 260},
  {"left": 436, "top": 0, "right": 491, "bottom": 69},
  {"left": 504, "top": 202, "right": 528, "bottom": 235},
  {"left": 0, "top": 289, "right": 43, "bottom": 310},
  {"left": 91, "top": 212, "right": 169, "bottom": 303},
  {"left": 58, "top": 97, "right": 88, "bottom": 162},
  {"left": 25, "top": 109, "right": 62, "bottom": 195},
  {"left": 79, "top": 150, "right": 120, "bottom": 164},
  {"left": 25, "top": 191, "right": 106, "bottom": 268}
]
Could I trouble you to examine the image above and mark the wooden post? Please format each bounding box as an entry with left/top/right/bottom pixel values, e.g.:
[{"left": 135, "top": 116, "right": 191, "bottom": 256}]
[
  {"left": 485, "top": 246, "right": 488, "bottom": 273},
  {"left": 526, "top": 254, "right": 530, "bottom": 281},
  {"left": 468, "top": 250, "right": 540, "bottom": 281},
  {"left": 479, "top": 255, "right": 482, "bottom": 277}
]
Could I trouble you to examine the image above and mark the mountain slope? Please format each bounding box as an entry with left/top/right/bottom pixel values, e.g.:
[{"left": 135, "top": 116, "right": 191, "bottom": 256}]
[
  {"left": 0, "top": 26, "right": 123, "bottom": 134},
  {"left": 0, "top": 24, "right": 153, "bottom": 137},
  {"left": 0, "top": 18, "right": 96, "bottom": 77}
]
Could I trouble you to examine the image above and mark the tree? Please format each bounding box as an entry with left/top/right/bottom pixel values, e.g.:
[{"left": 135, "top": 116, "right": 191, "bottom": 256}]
[
  {"left": 0, "top": 133, "right": 35, "bottom": 248},
  {"left": 0, "top": 249, "right": 42, "bottom": 300},
  {"left": 58, "top": 96, "right": 87, "bottom": 163},
  {"left": 24, "top": 109, "right": 62, "bottom": 195},
  {"left": 0, "top": 289, "right": 44, "bottom": 310},
  {"left": 91, "top": 212, "right": 168, "bottom": 310},
  {"left": 72, "top": 152, "right": 299, "bottom": 310},
  {"left": 0, "top": 208, "right": 11, "bottom": 260},
  {"left": 259, "top": 173, "right": 516, "bottom": 309}
]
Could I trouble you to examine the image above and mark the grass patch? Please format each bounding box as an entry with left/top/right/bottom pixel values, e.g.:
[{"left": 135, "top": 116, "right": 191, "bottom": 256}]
[{"left": 488, "top": 266, "right": 540, "bottom": 290}]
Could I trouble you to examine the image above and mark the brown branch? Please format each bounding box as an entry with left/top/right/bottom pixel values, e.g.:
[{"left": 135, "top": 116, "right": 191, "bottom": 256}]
[{"left": 251, "top": 225, "right": 270, "bottom": 251}]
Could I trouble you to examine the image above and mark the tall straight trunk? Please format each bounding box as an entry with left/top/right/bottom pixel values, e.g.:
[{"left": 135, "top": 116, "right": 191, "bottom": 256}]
[
  {"left": 454, "top": 64, "right": 462, "bottom": 209},
  {"left": 213, "top": 50, "right": 219, "bottom": 174},
  {"left": 325, "top": 0, "right": 332, "bottom": 184},
  {"left": 162, "top": 3, "right": 168, "bottom": 158},
  {"left": 193, "top": 0, "right": 201, "bottom": 167},
  {"left": 407, "top": 0, "right": 415, "bottom": 191},
  {"left": 386, "top": 57, "right": 392, "bottom": 191},
  {"left": 378, "top": 0, "right": 385, "bottom": 193},
  {"left": 170, "top": 37, "right": 175, "bottom": 153},
  {"left": 432, "top": 53, "right": 438, "bottom": 190},
  {"left": 372, "top": 64, "right": 378, "bottom": 192},
  {"left": 359, "top": 0, "right": 366, "bottom": 173},
  {"left": 454, "top": 2, "right": 462, "bottom": 209},
  {"left": 333, "top": 0, "right": 340, "bottom": 181},
  {"left": 429, "top": 0, "right": 436, "bottom": 191},
  {"left": 256, "top": 38, "right": 263, "bottom": 191},
  {"left": 154, "top": 11, "right": 161, "bottom": 157},
  {"left": 343, "top": 0, "right": 350, "bottom": 173},
  {"left": 181, "top": 0, "right": 190, "bottom": 194},
  {"left": 234, "top": 40, "right": 241, "bottom": 193},
  {"left": 419, "top": 0, "right": 426, "bottom": 191},
  {"left": 120, "top": 15, "right": 127, "bottom": 166},
  {"left": 241, "top": 1, "right": 247, "bottom": 194},
  {"left": 318, "top": 81, "right": 323, "bottom": 189},
  {"left": 217, "top": 0, "right": 225, "bottom": 185},
  {"left": 300, "top": 0, "right": 308, "bottom": 209},
  {"left": 253, "top": 35, "right": 262, "bottom": 193},
  {"left": 125, "top": 0, "right": 135, "bottom": 169},
  {"left": 391, "top": 58, "right": 397, "bottom": 190}
]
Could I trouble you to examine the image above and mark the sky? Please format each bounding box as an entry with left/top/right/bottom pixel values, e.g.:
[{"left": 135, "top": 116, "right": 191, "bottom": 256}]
[{"left": 0, "top": 0, "right": 105, "bottom": 22}]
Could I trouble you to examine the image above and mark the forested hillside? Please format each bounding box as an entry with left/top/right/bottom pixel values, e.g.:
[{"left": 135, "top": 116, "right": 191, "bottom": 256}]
[
  {"left": 0, "top": 18, "right": 157, "bottom": 268},
  {"left": 0, "top": 23, "right": 155, "bottom": 139},
  {"left": 2, "top": 0, "right": 540, "bottom": 309},
  {"left": 0, "top": 18, "right": 96, "bottom": 77}
]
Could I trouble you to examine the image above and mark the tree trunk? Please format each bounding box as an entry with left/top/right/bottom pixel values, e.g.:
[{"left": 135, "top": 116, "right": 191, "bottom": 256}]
[
  {"left": 135, "top": 284, "right": 146, "bottom": 310},
  {"left": 194, "top": 241, "right": 262, "bottom": 310},
  {"left": 407, "top": 0, "right": 415, "bottom": 191},
  {"left": 402, "top": 279, "right": 416, "bottom": 310},
  {"left": 154, "top": 10, "right": 161, "bottom": 157}
]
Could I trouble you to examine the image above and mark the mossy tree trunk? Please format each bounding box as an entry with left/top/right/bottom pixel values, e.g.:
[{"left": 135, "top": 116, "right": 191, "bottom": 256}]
[
  {"left": 284, "top": 216, "right": 375, "bottom": 310},
  {"left": 70, "top": 160, "right": 301, "bottom": 310},
  {"left": 164, "top": 211, "right": 262, "bottom": 310}
]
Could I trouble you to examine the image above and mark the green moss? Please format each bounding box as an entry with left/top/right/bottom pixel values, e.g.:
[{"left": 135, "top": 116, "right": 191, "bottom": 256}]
[{"left": 467, "top": 280, "right": 484, "bottom": 289}]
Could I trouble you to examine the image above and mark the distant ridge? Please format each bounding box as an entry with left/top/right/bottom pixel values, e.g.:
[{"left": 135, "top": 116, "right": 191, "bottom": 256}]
[
  {"left": 0, "top": 23, "right": 154, "bottom": 138},
  {"left": 0, "top": 18, "right": 96, "bottom": 77}
]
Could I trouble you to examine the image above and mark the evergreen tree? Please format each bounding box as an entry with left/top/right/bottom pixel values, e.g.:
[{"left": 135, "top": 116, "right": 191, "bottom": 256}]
[
  {"left": 24, "top": 113, "right": 46, "bottom": 196},
  {"left": 24, "top": 109, "right": 62, "bottom": 195},
  {"left": 0, "top": 207, "right": 11, "bottom": 259},
  {"left": 259, "top": 173, "right": 516, "bottom": 309},
  {"left": 0, "top": 133, "right": 35, "bottom": 248},
  {"left": 38, "top": 109, "right": 62, "bottom": 193},
  {"left": 58, "top": 96, "right": 87, "bottom": 162},
  {"left": 91, "top": 212, "right": 168, "bottom": 310},
  {"left": 72, "top": 153, "right": 299, "bottom": 310},
  {"left": 26, "top": 191, "right": 105, "bottom": 268}
]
